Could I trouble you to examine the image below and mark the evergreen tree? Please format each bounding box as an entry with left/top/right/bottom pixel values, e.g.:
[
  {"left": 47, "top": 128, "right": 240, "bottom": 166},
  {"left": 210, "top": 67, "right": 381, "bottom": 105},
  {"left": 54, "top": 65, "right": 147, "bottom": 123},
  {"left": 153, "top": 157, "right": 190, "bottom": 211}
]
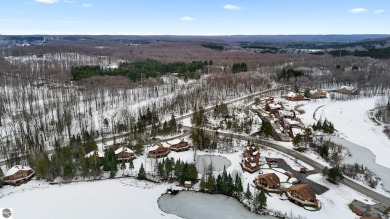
[
  {"left": 174, "top": 159, "right": 182, "bottom": 178},
  {"left": 234, "top": 173, "right": 243, "bottom": 193},
  {"left": 180, "top": 163, "right": 189, "bottom": 183},
  {"left": 260, "top": 121, "right": 273, "bottom": 137},
  {"left": 254, "top": 189, "right": 267, "bottom": 210},
  {"left": 80, "top": 152, "right": 90, "bottom": 178},
  {"left": 324, "top": 166, "right": 344, "bottom": 184},
  {"left": 157, "top": 160, "right": 166, "bottom": 179},
  {"left": 35, "top": 153, "right": 51, "bottom": 180},
  {"left": 244, "top": 183, "right": 252, "bottom": 200},
  {"left": 83, "top": 140, "right": 98, "bottom": 154},
  {"left": 0, "top": 167, "right": 3, "bottom": 188},
  {"left": 186, "top": 163, "right": 198, "bottom": 182},
  {"left": 205, "top": 173, "right": 216, "bottom": 191},
  {"left": 199, "top": 175, "right": 206, "bottom": 191},
  {"left": 103, "top": 148, "right": 118, "bottom": 178},
  {"left": 120, "top": 160, "right": 126, "bottom": 175},
  {"left": 165, "top": 158, "right": 173, "bottom": 179},
  {"left": 138, "top": 163, "right": 147, "bottom": 180},
  {"left": 304, "top": 88, "right": 311, "bottom": 98},
  {"left": 63, "top": 162, "right": 76, "bottom": 180},
  {"left": 169, "top": 114, "right": 177, "bottom": 133},
  {"left": 128, "top": 158, "right": 134, "bottom": 175}
]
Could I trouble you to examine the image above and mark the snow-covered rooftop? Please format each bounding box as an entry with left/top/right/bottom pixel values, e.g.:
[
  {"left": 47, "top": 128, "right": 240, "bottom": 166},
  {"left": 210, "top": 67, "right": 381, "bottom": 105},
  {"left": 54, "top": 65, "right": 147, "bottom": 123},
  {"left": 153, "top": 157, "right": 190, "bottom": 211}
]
[
  {"left": 161, "top": 142, "right": 171, "bottom": 148},
  {"left": 279, "top": 110, "right": 294, "bottom": 117},
  {"left": 268, "top": 103, "right": 282, "bottom": 109},
  {"left": 287, "top": 92, "right": 296, "bottom": 98},
  {"left": 85, "top": 150, "right": 104, "bottom": 158},
  {"left": 115, "top": 147, "right": 134, "bottom": 154},
  {"left": 291, "top": 128, "right": 304, "bottom": 137},
  {"left": 339, "top": 86, "right": 356, "bottom": 91},
  {"left": 5, "top": 165, "right": 32, "bottom": 177},
  {"left": 149, "top": 145, "right": 160, "bottom": 151},
  {"left": 167, "top": 139, "right": 182, "bottom": 145},
  {"left": 284, "top": 118, "right": 300, "bottom": 126}
]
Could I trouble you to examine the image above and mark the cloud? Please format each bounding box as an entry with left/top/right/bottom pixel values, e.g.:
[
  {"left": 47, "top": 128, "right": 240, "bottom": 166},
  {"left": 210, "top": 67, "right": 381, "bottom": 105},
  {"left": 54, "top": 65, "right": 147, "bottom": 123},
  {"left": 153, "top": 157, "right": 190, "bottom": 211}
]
[
  {"left": 82, "top": 3, "right": 92, "bottom": 7},
  {"left": 374, "top": 9, "right": 385, "bottom": 14},
  {"left": 223, "top": 4, "right": 243, "bottom": 10},
  {"left": 34, "top": 0, "right": 59, "bottom": 4},
  {"left": 180, "top": 16, "right": 195, "bottom": 22},
  {"left": 348, "top": 8, "right": 368, "bottom": 13}
]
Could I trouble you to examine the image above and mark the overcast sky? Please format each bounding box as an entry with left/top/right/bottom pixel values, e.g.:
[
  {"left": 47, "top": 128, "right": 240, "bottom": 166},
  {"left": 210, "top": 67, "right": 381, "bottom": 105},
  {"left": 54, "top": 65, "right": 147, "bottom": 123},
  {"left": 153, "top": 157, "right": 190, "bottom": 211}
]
[{"left": 0, "top": 0, "right": 389, "bottom": 35}]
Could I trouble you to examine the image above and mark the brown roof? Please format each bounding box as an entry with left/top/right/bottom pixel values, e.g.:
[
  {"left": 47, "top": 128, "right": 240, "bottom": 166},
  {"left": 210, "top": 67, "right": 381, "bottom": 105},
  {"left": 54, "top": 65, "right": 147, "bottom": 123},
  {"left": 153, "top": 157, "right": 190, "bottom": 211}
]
[
  {"left": 289, "top": 184, "right": 316, "bottom": 202},
  {"left": 258, "top": 173, "right": 280, "bottom": 188}
]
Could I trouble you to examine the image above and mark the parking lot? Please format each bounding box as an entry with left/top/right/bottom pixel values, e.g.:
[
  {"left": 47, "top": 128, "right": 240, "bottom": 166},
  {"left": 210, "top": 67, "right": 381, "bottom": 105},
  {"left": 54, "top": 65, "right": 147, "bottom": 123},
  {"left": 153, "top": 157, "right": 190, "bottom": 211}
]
[{"left": 266, "top": 158, "right": 329, "bottom": 195}]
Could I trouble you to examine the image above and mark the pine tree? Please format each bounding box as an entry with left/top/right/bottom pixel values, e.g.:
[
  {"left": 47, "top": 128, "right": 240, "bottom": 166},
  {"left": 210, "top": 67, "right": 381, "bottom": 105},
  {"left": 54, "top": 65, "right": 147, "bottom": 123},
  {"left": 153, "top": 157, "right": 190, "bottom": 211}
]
[
  {"left": 165, "top": 158, "right": 173, "bottom": 179},
  {"left": 244, "top": 183, "right": 252, "bottom": 200},
  {"left": 120, "top": 160, "right": 126, "bottom": 176},
  {"left": 234, "top": 173, "right": 243, "bottom": 193},
  {"left": 128, "top": 158, "right": 134, "bottom": 175},
  {"left": 254, "top": 189, "right": 267, "bottom": 210},
  {"left": 157, "top": 160, "right": 165, "bottom": 179},
  {"left": 174, "top": 159, "right": 182, "bottom": 178},
  {"left": 138, "top": 163, "right": 147, "bottom": 180},
  {"left": 0, "top": 167, "right": 3, "bottom": 188},
  {"left": 186, "top": 163, "right": 198, "bottom": 182},
  {"left": 199, "top": 175, "right": 206, "bottom": 191},
  {"left": 169, "top": 114, "right": 177, "bottom": 133},
  {"left": 180, "top": 163, "right": 189, "bottom": 183},
  {"left": 205, "top": 173, "right": 216, "bottom": 191}
]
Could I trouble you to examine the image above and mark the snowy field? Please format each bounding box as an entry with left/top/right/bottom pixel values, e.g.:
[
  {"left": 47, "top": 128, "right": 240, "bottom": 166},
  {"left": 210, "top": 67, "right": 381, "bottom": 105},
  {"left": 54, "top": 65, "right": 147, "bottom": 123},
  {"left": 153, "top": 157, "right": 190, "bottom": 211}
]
[{"left": 159, "top": 191, "right": 276, "bottom": 219}]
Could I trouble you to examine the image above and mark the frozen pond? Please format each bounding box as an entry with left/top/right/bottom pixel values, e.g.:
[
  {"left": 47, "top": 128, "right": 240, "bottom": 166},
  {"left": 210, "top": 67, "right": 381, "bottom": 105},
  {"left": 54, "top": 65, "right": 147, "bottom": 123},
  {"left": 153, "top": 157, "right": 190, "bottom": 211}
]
[
  {"left": 326, "top": 135, "right": 390, "bottom": 191},
  {"left": 158, "top": 191, "right": 277, "bottom": 219},
  {"left": 196, "top": 155, "right": 231, "bottom": 174}
]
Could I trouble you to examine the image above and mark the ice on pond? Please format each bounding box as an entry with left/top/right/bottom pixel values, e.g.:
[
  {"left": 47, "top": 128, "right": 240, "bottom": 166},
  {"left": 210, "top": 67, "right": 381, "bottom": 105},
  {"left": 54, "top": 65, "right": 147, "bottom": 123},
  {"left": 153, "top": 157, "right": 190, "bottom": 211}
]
[
  {"left": 158, "top": 191, "right": 277, "bottom": 219},
  {"left": 195, "top": 155, "right": 232, "bottom": 174}
]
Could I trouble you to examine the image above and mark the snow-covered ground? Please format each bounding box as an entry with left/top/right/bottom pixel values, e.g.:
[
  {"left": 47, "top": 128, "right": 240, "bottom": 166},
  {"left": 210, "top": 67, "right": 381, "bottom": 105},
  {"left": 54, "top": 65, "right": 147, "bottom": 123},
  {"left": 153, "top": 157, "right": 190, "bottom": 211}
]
[
  {"left": 288, "top": 97, "right": 390, "bottom": 193},
  {"left": 293, "top": 97, "right": 390, "bottom": 169}
]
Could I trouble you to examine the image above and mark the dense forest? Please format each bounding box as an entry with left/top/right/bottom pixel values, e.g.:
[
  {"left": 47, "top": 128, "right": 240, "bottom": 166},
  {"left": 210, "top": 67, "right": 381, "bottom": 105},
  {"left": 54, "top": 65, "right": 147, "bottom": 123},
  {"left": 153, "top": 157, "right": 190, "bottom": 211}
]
[
  {"left": 329, "top": 47, "right": 390, "bottom": 59},
  {"left": 71, "top": 59, "right": 207, "bottom": 81}
]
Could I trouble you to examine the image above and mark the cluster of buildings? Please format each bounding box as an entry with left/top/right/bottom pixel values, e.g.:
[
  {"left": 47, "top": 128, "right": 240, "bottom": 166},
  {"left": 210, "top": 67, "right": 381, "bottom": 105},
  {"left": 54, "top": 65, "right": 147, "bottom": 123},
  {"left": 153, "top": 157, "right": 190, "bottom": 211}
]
[
  {"left": 254, "top": 172, "right": 318, "bottom": 208},
  {"left": 260, "top": 96, "right": 307, "bottom": 141},
  {"left": 86, "top": 146, "right": 135, "bottom": 162},
  {"left": 1, "top": 138, "right": 190, "bottom": 187},
  {"left": 240, "top": 146, "right": 318, "bottom": 208},
  {"left": 148, "top": 138, "right": 189, "bottom": 158}
]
